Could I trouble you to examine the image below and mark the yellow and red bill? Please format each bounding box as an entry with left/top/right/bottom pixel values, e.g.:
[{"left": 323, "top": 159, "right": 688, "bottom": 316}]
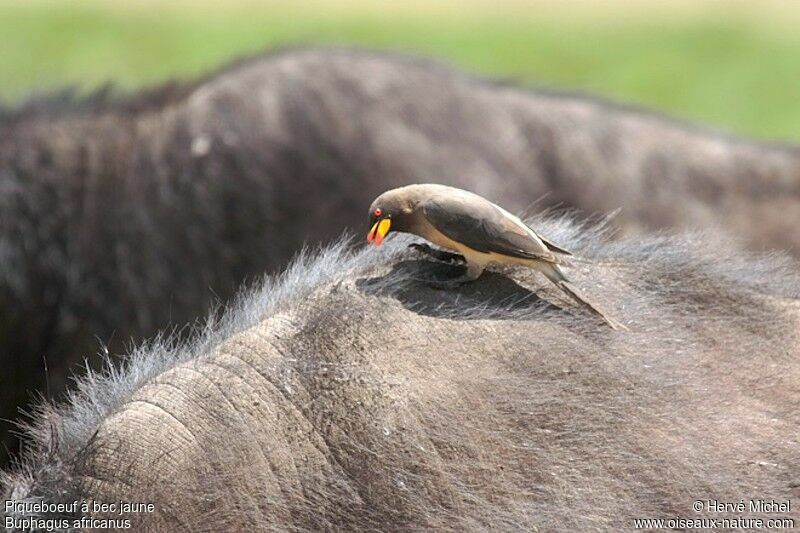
[{"left": 367, "top": 218, "right": 392, "bottom": 246}]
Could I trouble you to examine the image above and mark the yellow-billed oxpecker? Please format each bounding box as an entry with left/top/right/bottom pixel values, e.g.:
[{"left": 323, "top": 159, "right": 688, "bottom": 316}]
[{"left": 367, "top": 184, "right": 625, "bottom": 330}]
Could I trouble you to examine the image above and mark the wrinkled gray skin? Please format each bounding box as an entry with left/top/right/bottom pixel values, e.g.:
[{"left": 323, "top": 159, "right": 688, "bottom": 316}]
[
  {"left": 2, "top": 217, "right": 800, "bottom": 531},
  {"left": 2, "top": 47, "right": 800, "bottom": 467}
]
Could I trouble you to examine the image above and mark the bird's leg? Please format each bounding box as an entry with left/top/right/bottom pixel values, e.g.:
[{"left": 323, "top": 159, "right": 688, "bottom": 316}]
[
  {"left": 425, "top": 261, "right": 485, "bottom": 290},
  {"left": 408, "top": 243, "right": 466, "bottom": 264}
]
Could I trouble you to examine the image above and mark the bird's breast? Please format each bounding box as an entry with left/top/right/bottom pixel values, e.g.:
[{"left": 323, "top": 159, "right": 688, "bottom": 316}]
[{"left": 413, "top": 219, "right": 488, "bottom": 259}]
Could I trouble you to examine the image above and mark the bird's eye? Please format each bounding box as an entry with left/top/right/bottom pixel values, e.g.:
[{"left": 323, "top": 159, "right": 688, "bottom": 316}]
[{"left": 374, "top": 208, "right": 382, "bottom": 217}]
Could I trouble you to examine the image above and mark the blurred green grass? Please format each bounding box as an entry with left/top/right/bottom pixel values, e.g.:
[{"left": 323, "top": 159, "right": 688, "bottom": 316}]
[{"left": 1, "top": 1, "right": 798, "bottom": 140}]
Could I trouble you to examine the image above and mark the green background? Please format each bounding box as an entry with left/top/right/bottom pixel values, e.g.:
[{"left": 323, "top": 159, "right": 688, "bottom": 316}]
[{"left": 1, "top": 0, "right": 798, "bottom": 140}]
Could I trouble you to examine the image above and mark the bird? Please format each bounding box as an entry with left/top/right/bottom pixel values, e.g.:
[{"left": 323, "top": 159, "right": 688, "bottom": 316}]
[{"left": 366, "top": 183, "right": 626, "bottom": 330}]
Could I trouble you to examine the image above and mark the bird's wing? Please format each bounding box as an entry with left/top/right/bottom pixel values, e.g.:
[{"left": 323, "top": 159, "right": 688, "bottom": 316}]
[
  {"left": 538, "top": 234, "right": 573, "bottom": 256},
  {"left": 421, "top": 196, "right": 558, "bottom": 262}
]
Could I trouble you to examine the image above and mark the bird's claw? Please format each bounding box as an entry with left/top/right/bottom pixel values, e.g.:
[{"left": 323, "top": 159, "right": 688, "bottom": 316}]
[{"left": 408, "top": 243, "right": 466, "bottom": 264}]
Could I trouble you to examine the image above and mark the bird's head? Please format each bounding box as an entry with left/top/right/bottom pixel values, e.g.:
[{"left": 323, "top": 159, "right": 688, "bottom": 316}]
[
  {"left": 366, "top": 205, "right": 391, "bottom": 246},
  {"left": 367, "top": 189, "right": 414, "bottom": 246}
]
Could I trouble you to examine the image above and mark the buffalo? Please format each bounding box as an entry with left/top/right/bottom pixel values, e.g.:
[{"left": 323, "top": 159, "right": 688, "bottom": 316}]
[
  {"left": 2, "top": 216, "right": 799, "bottom": 531},
  {"left": 2, "top": 47, "right": 799, "bottom": 466}
]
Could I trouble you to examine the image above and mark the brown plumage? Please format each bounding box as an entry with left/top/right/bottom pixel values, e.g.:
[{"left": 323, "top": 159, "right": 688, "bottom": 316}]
[{"left": 367, "top": 184, "right": 625, "bottom": 330}]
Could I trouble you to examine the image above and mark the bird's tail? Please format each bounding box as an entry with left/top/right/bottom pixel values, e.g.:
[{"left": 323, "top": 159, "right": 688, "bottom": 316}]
[{"left": 540, "top": 263, "right": 627, "bottom": 331}]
